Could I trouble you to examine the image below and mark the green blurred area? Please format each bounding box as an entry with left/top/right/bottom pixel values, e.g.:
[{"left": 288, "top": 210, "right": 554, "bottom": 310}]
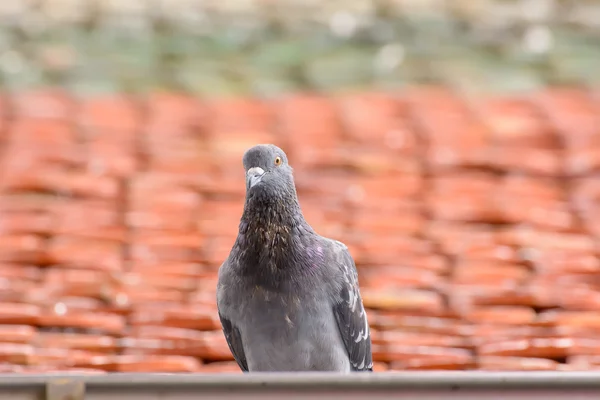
[{"left": 1, "top": 0, "right": 600, "bottom": 96}]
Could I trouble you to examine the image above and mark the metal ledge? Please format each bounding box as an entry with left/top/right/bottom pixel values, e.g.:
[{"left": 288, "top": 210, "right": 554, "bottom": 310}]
[{"left": 2, "top": 372, "right": 600, "bottom": 400}]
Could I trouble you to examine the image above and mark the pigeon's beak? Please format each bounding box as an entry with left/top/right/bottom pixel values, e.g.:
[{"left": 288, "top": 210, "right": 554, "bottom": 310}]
[{"left": 246, "top": 167, "right": 265, "bottom": 189}]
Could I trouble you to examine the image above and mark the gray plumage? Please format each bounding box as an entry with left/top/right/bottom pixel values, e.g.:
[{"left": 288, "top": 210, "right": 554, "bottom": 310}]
[{"left": 216, "top": 144, "right": 373, "bottom": 372}]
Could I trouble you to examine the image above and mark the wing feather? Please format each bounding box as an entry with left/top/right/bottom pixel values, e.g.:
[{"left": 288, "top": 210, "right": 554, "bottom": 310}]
[
  {"left": 330, "top": 240, "right": 373, "bottom": 372},
  {"left": 218, "top": 311, "right": 249, "bottom": 372}
]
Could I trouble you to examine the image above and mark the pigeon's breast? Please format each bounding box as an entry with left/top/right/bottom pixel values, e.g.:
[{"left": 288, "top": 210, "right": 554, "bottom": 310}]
[{"left": 235, "top": 289, "right": 350, "bottom": 372}]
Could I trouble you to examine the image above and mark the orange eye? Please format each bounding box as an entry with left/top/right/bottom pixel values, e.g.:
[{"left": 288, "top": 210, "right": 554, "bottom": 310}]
[{"left": 274, "top": 156, "right": 282, "bottom": 166}]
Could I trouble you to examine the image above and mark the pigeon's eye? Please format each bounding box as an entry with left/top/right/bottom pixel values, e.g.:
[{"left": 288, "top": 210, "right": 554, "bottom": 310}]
[{"left": 274, "top": 156, "right": 283, "bottom": 166}]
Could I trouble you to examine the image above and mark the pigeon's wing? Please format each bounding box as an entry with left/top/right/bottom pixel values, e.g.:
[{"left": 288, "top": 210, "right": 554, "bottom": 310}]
[
  {"left": 217, "top": 311, "right": 249, "bottom": 372},
  {"left": 329, "top": 240, "right": 373, "bottom": 372},
  {"left": 216, "top": 261, "right": 249, "bottom": 372}
]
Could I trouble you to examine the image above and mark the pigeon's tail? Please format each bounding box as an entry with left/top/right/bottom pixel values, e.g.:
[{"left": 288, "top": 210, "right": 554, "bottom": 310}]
[{"left": 351, "top": 366, "right": 373, "bottom": 372}]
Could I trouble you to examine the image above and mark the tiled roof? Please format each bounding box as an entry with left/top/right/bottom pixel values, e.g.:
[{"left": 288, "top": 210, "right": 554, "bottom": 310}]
[{"left": 0, "top": 87, "right": 600, "bottom": 373}]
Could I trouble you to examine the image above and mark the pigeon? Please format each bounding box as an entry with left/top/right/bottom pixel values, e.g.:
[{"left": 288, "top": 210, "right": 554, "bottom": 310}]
[{"left": 216, "top": 144, "right": 373, "bottom": 372}]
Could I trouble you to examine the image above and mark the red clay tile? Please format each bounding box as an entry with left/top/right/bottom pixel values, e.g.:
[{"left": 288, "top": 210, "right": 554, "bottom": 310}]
[
  {"left": 360, "top": 266, "right": 444, "bottom": 290},
  {"left": 452, "top": 260, "right": 530, "bottom": 288},
  {"left": 0, "top": 194, "right": 59, "bottom": 218},
  {"left": 342, "top": 147, "right": 422, "bottom": 176},
  {"left": 300, "top": 200, "right": 347, "bottom": 239},
  {"left": 372, "top": 330, "right": 468, "bottom": 348},
  {"left": 409, "top": 89, "right": 491, "bottom": 169},
  {"left": 0, "top": 94, "right": 7, "bottom": 132},
  {"left": 146, "top": 92, "right": 204, "bottom": 128},
  {"left": 145, "top": 138, "right": 212, "bottom": 177},
  {"left": 0, "top": 343, "right": 35, "bottom": 364},
  {"left": 34, "top": 332, "right": 118, "bottom": 353},
  {"left": 40, "top": 296, "right": 108, "bottom": 313},
  {"left": 427, "top": 126, "right": 490, "bottom": 169},
  {"left": 569, "top": 339, "right": 600, "bottom": 356},
  {"left": 538, "top": 310, "right": 600, "bottom": 331},
  {"left": 458, "top": 287, "right": 539, "bottom": 309},
  {"left": 499, "top": 226, "right": 595, "bottom": 252},
  {"left": 188, "top": 290, "right": 218, "bottom": 308},
  {"left": 79, "top": 96, "right": 141, "bottom": 133},
  {"left": 2, "top": 89, "right": 600, "bottom": 372},
  {"left": 528, "top": 249, "right": 599, "bottom": 274},
  {"left": 209, "top": 131, "right": 278, "bottom": 171},
  {"left": 116, "top": 271, "right": 196, "bottom": 293},
  {"left": 337, "top": 93, "right": 417, "bottom": 150},
  {"left": 119, "top": 337, "right": 177, "bottom": 356},
  {"left": 350, "top": 175, "right": 423, "bottom": 202},
  {"left": 44, "top": 268, "right": 108, "bottom": 286},
  {"left": 353, "top": 209, "right": 424, "bottom": 236},
  {"left": 477, "top": 97, "right": 556, "bottom": 147},
  {"left": 0, "top": 264, "right": 41, "bottom": 281},
  {"left": 22, "top": 366, "right": 108, "bottom": 374},
  {"left": 200, "top": 361, "right": 243, "bottom": 373},
  {"left": 358, "top": 236, "right": 436, "bottom": 265},
  {"left": 568, "top": 355, "right": 600, "bottom": 369},
  {"left": 497, "top": 176, "right": 576, "bottom": 230},
  {"left": 47, "top": 236, "right": 123, "bottom": 271},
  {"left": 0, "top": 212, "right": 53, "bottom": 235},
  {"left": 478, "top": 337, "right": 572, "bottom": 359},
  {"left": 129, "top": 304, "right": 219, "bottom": 331},
  {"left": 279, "top": 94, "right": 340, "bottom": 141},
  {"left": 113, "top": 355, "right": 201, "bottom": 372},
  {"left": 202, "top": 237, "right": 237, "bottom": 267},
  {"left": 53, "top": 199, "right": 123, "bottom": 237},
  {"left": 85, "top": 140, "right": 139, "bottom": 178},
  {"left": 0, "top": 235, "right": 45, "bottom": 264},
  {"left": 12, "top": 89, "right": 74, "bottom": 120},
  {"left": 0, "top": 364, "right": 26, "bottom": 373},
  {"left": 111, "top": 287, "right": 185, "bottom": 307},
  {"left": 127, "top": 325, "right": 203, "bottom": 341},
  {"left": 372, "top": 362, "right": 389, "bottom": 372},
  {"left": 0, "top": 325, "right": 36, "bottom": 344},
  {"left": 32, "top": 348, "right": 109, "bottom": 368},
  {"left": 121, "top": 327, "right": 210, "bottom": 358},
  {"left": 553, "top": 286, "right": 600, "bottom": 311},
  {"left": 491, "top": 147, "right": 562, "bottom": 176},
  {"left": 374, "top": 343, "right": 472, "bottom": 365},
  {"left": 477, "top": 356, "right": 559, "bottom": 371},
  {"left": 37, "top": 309, "right": 125, "bottom": 335},
  {"left": 566, "top": 149, "right": 600, "bottom": 176},
  {"left": 391, "top": 356, "right": 475, "bottom": 371},
  {"left": 129, "top": 232, "right": 203, "bottom": 264},
  {"left": 391, "top": 254, "right": 450, "bottom": 274},
  {"left": 197, "top": 200, "right": 244, "bottom": 238},
  {"left": 10, "top": 118, "right": 76, "bottom": 149},
  {"left": 295, "top": 173, "right": 353, "bottom": 204},
  {"left": 535, "top": 88, "right": 599, "bottom": 149},
  {"left": 278, "top": 94, "right": 343, "bottom": 169},
  {"left": 62, "top": 170, "right": 122, "bottom": 199},
  {"left": 427, "top": 172, "right": 503, "bottom": 222},
  {"left": 209, "top": 97, "right": 274, "bottom": 133},
  {"left": 129, "top": 261, "right": 206, "bottom": 279},
  {"left": 462, "top": 306, "right": 537, "bottom": 325},
  {"left": 195, "top": 331, "right": 235, "bottom": 362},
  {"left": 362, "top": 288, "right": 444, "bottom": 315},
  {"left": 470, "top": 325, "right": 557, "bottom": 346}
]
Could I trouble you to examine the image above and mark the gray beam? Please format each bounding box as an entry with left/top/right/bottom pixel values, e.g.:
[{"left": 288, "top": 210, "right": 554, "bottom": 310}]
[{"left": 0, "top": 372, "right": 599, "bottom": 400}]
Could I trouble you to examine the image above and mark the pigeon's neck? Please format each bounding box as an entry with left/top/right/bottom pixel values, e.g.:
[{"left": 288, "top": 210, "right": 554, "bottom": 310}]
[
  {"left": 243, "top": 184, "right": 304, "bottom": 223},
  {"left": 240, "top": 193, "right": 307, "bottom": 241},
  {"left": 234, "top": 193, "right": 315, "bottom": 279}
]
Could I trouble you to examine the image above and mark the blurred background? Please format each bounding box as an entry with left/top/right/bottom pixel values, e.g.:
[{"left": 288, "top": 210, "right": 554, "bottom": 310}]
[{"left": 1, "top": 0, "right": 600, "bottom": 374}]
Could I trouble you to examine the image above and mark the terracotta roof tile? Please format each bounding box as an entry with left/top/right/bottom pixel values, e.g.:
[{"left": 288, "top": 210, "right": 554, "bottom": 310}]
[{"left": 0, "top": 87, "right": 599, "bottom": 371}]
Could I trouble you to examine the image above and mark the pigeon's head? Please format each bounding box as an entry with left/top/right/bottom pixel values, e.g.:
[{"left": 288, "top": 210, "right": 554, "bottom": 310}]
[{"left": 242, "top": 144, "right": 295, "bottom": 198}]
